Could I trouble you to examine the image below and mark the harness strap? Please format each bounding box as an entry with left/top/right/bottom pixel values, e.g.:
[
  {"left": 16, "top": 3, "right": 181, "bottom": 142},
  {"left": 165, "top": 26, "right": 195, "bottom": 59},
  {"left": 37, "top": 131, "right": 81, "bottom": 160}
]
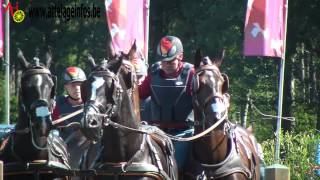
[
  {"left": 122, "top": 134, "right": 147, "bottom": 172},
  {"left": 95, "top": 162, "right": 170, "bottom": 180},
  {"left": 186, "top": 132, "right": 253, "bottom": 179},
  {"left": 146, "top": 135, "right": 163, "bottom": 171},
  {"left": 47, "top": 131, "right": 71, "bottom": 169}
]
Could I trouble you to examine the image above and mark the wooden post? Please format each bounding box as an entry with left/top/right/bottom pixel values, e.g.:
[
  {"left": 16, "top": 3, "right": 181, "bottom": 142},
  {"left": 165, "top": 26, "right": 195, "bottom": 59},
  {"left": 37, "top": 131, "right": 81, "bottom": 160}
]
[
  {"left": 0, "top": 161, "right": 3, "bottom": 180},
  {"left": 265, "top": 164, "right": 290, "bottom": 180}
]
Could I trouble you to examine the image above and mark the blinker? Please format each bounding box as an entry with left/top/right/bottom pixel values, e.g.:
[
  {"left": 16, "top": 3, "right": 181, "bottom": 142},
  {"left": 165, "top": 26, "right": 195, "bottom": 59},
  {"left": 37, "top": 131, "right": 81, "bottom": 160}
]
[
  {"left": 35, "top": 106, "right": 51, "bottom": 117},
  {"left": 210, "top": 101, "right": 225, "bottom": 114}
]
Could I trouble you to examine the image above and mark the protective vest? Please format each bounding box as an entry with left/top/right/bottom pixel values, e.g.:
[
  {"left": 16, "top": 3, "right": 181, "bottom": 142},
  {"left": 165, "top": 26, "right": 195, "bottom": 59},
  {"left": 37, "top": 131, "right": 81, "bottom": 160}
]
[
  {"left": 55, "top": 95, "right": 83, "bottom": 139},
  {"left": 54, "top": 95, "right": 91, "bottom": 169},
  {"left": 149, "top": 62, "right": 193, "bottom": 123}
]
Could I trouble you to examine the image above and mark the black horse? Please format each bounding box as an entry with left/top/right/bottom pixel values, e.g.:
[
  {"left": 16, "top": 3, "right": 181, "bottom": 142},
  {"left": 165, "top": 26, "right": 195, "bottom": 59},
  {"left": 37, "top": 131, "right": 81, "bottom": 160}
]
[
  {"left": 80, "top": 58, "right": 178, "bottom": 180},
  {"left": 0, "top": 49, "right": 70, "bottom": 179}
]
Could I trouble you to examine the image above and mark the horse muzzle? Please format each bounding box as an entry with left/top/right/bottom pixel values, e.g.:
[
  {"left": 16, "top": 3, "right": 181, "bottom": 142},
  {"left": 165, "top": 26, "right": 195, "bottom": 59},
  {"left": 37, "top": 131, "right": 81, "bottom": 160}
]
[{"left": 80, "top": 106, "right": 103, "bottom": 141}]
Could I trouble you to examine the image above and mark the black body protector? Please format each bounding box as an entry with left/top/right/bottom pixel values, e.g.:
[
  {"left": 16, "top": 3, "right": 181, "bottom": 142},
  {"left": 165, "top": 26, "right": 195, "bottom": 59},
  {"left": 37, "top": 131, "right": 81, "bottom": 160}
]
[{"left": 149, "top": 62, "right": 193, "bottom": 124}]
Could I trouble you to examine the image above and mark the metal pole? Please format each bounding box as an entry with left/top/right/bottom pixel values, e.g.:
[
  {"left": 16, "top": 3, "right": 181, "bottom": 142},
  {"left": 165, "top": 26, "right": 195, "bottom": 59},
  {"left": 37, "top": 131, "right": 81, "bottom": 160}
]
[
  {"left": 275, "top": 0, "right": 289, "bottom": 163},
  {"left": 275, "top": 57, "right": 285, "bottom": 162},
  {"left": 144, "top": 0, "right": 150, "bottom": 63},
  {"left": 242, "top": 90, "right": 251, "bottom": 128},
  {"left": 4, "top": 0, "right": 10, "bottom": 125}
]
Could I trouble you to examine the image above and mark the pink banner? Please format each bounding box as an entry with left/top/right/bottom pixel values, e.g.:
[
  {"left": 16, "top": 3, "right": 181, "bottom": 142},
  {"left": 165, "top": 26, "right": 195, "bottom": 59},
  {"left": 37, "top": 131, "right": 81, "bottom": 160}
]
[
  {"left": 244, "top": 0, "right": 287, "bottom": 58},
  {"left": 106, "top": 0, "right": 148, "bottom": 59},
  {"left": 0, "top": 0, "right": 3, "bottom": 58}
]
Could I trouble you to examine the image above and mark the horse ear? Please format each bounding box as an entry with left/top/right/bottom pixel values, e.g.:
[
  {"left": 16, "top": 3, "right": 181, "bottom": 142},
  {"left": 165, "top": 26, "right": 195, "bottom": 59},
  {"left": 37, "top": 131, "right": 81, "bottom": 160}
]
[
  {"left": 87, "top": 53, "right": 96, "bottom": 69},
  {"left": 127, "top": 40, "right": 137, "bottom": 60},
  {"left": 108, "top": 56, "right": 123, "bottom": 74},
  {"left": 194, "top": 48, "right": 202, "bottom": 69},
  {"left": 213, "top": 49, "right": 225, "bottom": 67},
  {"left": 17, "top": 48, "right": 30, "bottom": 69},
  {"left": 45, "top": 46, "right": 52, "bottom": 68},
  {"left": 221, "top": 73, "right": 229, "bottom": 93},
  {"left": 107, "top": 41, "right": 116, "bottom": 59}
]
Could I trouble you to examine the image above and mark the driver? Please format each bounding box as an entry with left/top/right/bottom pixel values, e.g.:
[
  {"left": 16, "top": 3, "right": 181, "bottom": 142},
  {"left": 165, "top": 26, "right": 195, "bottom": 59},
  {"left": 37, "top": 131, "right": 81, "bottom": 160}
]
[
  {"left": 138, "top": 35, "right": 195, "bottom": 172},
  {"left": 52, "top": 66, "right": 90, "bottom": 168}
]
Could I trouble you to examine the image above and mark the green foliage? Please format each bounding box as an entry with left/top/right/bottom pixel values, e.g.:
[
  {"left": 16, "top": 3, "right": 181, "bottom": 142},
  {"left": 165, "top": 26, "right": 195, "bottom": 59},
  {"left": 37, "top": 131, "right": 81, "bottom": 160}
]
[
  {"left": 293, "top": 106, "right": 317, "bottom": 133},
  {"left": 261, "top": 131, "right": 320, "bottom": 180},
  {"left": 9, "top": 95, "right": 19, "bottom": 124}
]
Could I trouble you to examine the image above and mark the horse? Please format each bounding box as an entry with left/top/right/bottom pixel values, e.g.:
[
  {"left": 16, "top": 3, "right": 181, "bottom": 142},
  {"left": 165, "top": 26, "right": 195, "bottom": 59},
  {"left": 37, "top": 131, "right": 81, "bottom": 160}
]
[
  {"left": 184, "top": 49, "right": 261, "bottom": 180},
  {"left": 0, "top": 49, "right": 71, "bottom": 180},
  {"left": 78, "top": 42, "right": 143, "bottom": 171},
  {"left": 80, "top": 57, "right": 178, "bottom": 179}
]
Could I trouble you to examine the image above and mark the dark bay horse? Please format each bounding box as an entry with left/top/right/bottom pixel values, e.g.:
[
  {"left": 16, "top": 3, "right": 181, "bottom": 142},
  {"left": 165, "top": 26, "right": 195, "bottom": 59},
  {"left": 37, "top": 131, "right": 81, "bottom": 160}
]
[
  {"left": 0, "top": 49, "right": 70, "bottom": 179},
  {"left": 184, "top": 49, "right": 261, "bottom": 180},
  {"left": 80, "top": 58, "right": 178, "bottom": 179},
  {"left": 80, "top": 43, "right": 142, "bottom": 170}
]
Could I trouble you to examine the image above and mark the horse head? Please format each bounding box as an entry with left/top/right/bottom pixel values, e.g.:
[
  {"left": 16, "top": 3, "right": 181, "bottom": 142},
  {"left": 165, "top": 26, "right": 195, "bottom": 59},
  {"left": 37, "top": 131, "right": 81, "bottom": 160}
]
[
  {"left": 86, "top": 42, "right": 142, "bottom": 121},
  {"left": 80, "top": 57, "right": 125, "bottom": 141},
  {"left": 17, "top": 48, "right": 56, "bottom": 148},
  {"left": 192, "top": 48, "right": 230, "bottom": 130}
]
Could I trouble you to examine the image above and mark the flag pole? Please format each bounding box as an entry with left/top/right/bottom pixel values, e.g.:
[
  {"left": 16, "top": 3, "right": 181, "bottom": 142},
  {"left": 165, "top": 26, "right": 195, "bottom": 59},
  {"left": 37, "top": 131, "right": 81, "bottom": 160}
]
[
  {"left": 275, "top": 0, "right": 289, "bottom": 163},
  {"left": 144, "top": 0, "right": 150, "bottom": 63},
  {"left": 4, "top": 0, "right": 10, "bottom": 125}
]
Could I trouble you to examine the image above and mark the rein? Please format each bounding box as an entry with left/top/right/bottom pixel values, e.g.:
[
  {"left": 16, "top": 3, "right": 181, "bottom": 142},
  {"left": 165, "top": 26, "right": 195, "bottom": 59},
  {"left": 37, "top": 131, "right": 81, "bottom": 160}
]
[
  {"left": 82, "top": 65, "right": 227, "bottom": 142},
  {"left": 88, "top": 110, "right": 228, "bottom": 142},
  {"left": 52, "top": 108, "right": 83, "bottom": 126}
]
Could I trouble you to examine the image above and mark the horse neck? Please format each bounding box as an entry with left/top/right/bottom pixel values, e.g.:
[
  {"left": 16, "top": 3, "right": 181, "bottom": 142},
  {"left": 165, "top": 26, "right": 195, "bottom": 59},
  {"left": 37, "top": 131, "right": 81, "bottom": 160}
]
[
  {"left": 119, "top": 65, "right": 141, "bottom": 122},
  {"left": 193, "top": 108, "right": 229, "bottom": 164},
  {"left": 101, "top": 86, "right": 143, "bottom": 162},
  {"left": 132, "top": 83, "right": 141, "bottom": 121}
]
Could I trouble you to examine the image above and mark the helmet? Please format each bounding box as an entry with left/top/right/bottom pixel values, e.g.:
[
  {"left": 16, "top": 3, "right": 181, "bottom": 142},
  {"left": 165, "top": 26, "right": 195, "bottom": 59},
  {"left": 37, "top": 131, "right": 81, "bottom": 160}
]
[
  {"left": 63, "top": 67, "right": 86, "bottom": 84},
  {"left": 156, "top": 36, "right": 183, "bottom": 62}
]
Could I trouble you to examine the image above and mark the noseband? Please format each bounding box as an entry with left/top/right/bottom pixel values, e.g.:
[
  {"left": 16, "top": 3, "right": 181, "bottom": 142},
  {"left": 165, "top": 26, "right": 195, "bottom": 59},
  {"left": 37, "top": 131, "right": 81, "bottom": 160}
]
[{"left": 84, "top": 70, "right": 123, "bottom": 127}]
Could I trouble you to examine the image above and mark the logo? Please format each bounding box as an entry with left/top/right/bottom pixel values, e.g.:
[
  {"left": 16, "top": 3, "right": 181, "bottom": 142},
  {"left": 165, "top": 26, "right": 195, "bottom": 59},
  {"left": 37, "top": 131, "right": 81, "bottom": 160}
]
[
  {"left": 66, "top": 67, "right": 79, "bottom": 78},
  {"left": 13, "top": 10, "right": 25, "bottom": 23},
  {"left": 160, "top": 37, "right": 173, "bottom": 57},
  {"left": 4, "top": 2, "right": 26, "bottom": 23},
  {"left": 176, "top": 81, "right": 183, "bottom": 86}
]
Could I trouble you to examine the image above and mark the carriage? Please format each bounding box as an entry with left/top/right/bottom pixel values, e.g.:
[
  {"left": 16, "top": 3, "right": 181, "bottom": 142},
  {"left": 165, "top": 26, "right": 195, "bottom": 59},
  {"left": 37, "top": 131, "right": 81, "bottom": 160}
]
[{"left": 0, "top": 46, "right": 262, "bottom": 180}]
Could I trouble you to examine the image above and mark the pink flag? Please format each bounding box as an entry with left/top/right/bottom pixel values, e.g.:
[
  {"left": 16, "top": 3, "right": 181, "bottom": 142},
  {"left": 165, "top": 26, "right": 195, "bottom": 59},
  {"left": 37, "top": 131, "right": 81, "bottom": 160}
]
[
  {"left": 244, "top": 0, "right": 287, "bottom": 58},
  {"left": 0, "top": 0, "right": 4, "bottom": 58},
  {"left": 106, "top": 0, "right": 148, "bottom": 59}
]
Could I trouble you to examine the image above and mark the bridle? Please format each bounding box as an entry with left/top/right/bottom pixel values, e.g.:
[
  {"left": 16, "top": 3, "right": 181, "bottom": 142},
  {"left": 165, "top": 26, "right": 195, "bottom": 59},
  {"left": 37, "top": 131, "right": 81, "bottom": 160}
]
[
  {"left": 83, "top": 70, "right": 123, "bottom": 129},
  {"left": 18, "top": 66, "right": 57, "bottom": 150},
  {"left": 192, "top": 65, "right": 228, "bottom": 130}
]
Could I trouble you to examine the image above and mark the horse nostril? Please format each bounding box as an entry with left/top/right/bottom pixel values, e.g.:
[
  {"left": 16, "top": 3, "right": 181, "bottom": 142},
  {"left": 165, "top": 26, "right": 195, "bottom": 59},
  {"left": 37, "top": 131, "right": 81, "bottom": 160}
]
[{"left": 89, "top": 119, "right": 99, "bottom": 128}]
